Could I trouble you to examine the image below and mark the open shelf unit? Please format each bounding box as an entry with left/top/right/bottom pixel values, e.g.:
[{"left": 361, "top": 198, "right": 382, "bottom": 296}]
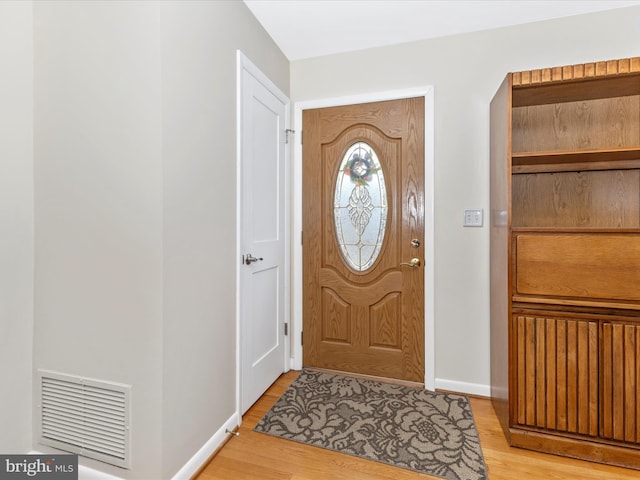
[
  {"left": 490, "top": 57, "right": 640, "bottom": 469},
  {"left": 512, "top": 146, "right": 640, "bottom": 173}
]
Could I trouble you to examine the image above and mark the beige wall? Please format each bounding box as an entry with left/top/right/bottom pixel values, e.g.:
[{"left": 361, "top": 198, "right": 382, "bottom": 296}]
[
  {"left": 160, "top": 1, "right": 288, "bottom": 477},
  {"left": 0, "top": 0, "right": 34, "bottom": 454},
  {"left": 34, "top": 1, "right": 164, "bottom": 477},
  {"left": 6, "top": 0, "right": 639, "bottom": 476},
  {"left": 30, "top": 0, "right": 288, "bottom": 478},
  {"left": 290, "top": 6, "right": 640, "bottom": 391}
]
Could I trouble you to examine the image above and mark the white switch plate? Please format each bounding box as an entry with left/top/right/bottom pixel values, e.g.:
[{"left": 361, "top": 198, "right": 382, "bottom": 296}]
[{"left": 463, "top": 209, "right": 483, "bottom": 227}]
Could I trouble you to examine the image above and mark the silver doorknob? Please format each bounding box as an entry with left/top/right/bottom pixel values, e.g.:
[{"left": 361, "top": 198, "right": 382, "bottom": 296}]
[
  {"left": 243, "top": 254, "right": 263, "bottom": 265},
  {"left": 400, "top": 258, "right": 421, "bottom": 268}
]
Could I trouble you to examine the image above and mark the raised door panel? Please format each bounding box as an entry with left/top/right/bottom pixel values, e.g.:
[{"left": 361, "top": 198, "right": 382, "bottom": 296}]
[
  {"left": 370, "top": 292, "right": 402, "bottom": 350},
  {"left": 321, "top": 288, "right": 351, "bottom": 344},
  {"left": 513, "top": 314, "right": 598, "bottom": 437},
  {"left": 601, "top": 322, "right": 640, "bottom": 444}
]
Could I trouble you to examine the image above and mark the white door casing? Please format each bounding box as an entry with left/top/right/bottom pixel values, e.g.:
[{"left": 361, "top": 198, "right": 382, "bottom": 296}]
[{"left": 237, "top": 52, "right": 290, "bottom": 414}]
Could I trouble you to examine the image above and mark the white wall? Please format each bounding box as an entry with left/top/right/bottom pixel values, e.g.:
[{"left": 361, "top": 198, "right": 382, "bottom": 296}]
[
  {"left": 28, "top": 1, "right": 288, "bottom": 478},
  {"left": 9, "top": 0, "right": 636, "bottom": 475},
  {"left": 160, "top": 1, "right": 288, "bottom": 477},
  {"left": 290, "top": 6, "right": 640, "bottom": 392},
  {"left": 0, "top": 0, "right": 34, "bottom": 454},
  {"left": 33, "top": 1, "right": 164, "bottom": 477}
]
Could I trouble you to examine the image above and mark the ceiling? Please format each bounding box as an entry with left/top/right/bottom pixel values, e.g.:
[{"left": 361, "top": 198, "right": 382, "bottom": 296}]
[{"left": 243, "top": 0, "right": 640, "bottom": 61}]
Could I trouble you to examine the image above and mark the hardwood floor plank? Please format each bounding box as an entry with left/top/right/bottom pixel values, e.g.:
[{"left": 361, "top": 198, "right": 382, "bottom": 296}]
[{"left": 196, "top": 371, "right": 639, "bottom": 480}]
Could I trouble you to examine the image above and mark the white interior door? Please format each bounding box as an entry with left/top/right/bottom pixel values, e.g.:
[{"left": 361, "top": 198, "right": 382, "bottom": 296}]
[{"left": 239, "top": 53, "right": 289, "bottom": 414}]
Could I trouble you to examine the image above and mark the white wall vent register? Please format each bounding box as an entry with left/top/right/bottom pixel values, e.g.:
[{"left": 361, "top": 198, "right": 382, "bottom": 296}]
[{"left": 37, "top": 369, "right": 131, "bottom": 469}]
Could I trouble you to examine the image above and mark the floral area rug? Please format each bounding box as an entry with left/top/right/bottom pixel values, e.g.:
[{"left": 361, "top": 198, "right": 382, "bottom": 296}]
[{"left": 254, "top": 370, "right": 487, "bottom": 480}]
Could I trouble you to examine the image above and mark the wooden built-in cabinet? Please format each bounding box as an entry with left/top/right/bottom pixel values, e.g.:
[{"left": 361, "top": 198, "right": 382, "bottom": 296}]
[{"left": 490, "top": 57, "right": 640, "bottom": 469}]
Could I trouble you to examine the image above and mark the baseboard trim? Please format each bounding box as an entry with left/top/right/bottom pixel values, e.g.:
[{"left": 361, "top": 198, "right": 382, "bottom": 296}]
[
  {"left": 173, "top": 411, "right": 240, "bottom": 480},
  {"left": 32, "top": 412, "right": 241, "bottom": 480},
  {"left": 29, "top": 451, "right": 124, "bottom": 480},
  {"left": 435, "top": 378, "right": 490, "bottom": 397},
  {"left": 76, "top": 465, "right": 124, "bottom": 480}
]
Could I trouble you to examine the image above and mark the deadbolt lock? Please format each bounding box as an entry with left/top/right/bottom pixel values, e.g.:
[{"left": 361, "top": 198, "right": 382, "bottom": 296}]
[{"left": 411, "top": 239, "right": 421, "bottom": 248}]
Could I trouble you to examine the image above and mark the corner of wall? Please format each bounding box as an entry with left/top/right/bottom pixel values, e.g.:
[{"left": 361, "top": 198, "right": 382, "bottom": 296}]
[{"left": 0, "top": 0, "right": 34, "bottom": 454}]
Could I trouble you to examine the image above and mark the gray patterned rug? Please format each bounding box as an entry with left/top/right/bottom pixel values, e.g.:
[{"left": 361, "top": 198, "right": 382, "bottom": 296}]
[{"left": 254, "top": 370, "right": 487, "bottom": 480}]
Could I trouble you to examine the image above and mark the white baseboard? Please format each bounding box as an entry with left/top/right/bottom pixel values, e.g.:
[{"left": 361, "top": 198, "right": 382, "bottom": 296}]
[
  {"left": 435, "top": 378, "right": 490, "bottom": 397},
  {"left": 32, "top": 411, "right": 240, "bottom": 480},
  {"left": 29, "top": 451, "right": 124, "bottom": 480},
  {"left": 171, "top": 411, "right": 240, "bottom": 480},
  {"left": 77, "top": 466, "right": 124, "bottom": 480}
]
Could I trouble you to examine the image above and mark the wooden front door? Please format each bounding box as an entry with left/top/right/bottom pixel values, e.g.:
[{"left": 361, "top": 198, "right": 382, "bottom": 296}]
[{"left": 302, "top": 97, "right": 425, "bottom": 383}]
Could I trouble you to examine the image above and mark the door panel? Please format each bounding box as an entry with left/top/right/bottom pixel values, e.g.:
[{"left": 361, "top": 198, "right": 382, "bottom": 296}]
[
  {"left": 513, "top": 314, "right": 599, "bottom": 436},
  {"left": 302, "top": 98, "right": 425, "bottom": 383},
  {"left": 601, "top": 322, "right": 640, "bottom": 443},
  {"left": 240, "top": 60, "right": 287, "bottom": 413}
]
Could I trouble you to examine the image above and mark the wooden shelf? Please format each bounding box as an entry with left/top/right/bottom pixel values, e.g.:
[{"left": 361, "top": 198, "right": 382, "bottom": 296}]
[
  {"left": 512, "top": 146, "right": 640, "bottom": 174},
  {"left": 493, "top": 57, "right": 640, "bottom": 469},
  {"left": 511, "top": 227, "right": 640, "bottom": 233},
  {"left": 512, "top": 296, "right": 640, "bottom": 312},
  {"left": 512, "top": 72, "right": 640, "bottom": 107}
]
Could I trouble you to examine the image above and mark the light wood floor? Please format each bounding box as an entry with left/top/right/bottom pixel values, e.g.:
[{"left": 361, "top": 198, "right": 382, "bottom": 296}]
[{"left": 196, "top": 371, "right": 639, "bottom": 479}]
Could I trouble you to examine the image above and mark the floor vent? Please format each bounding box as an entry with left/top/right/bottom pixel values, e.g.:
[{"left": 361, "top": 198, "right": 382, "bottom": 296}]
[{"left": 37, "top": 369, "right": 131, "bottom": 469}]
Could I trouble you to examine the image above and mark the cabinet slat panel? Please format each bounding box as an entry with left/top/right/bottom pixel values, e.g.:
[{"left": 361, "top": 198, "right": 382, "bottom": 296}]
[
  {"left": 601, "top": 324, "right": 613, "bottom": 438},
  {"left": 588, "top": 321, "right": 599, "bottom": 437},
  {"left": 531, "top": 69, "right": 541, "bottom": 84},
  {"left": 512, "top": 71, "right": 521, "bottom": 86},
  {"left": 637, "top": 327, "right": 640, "bottom": 443},
  {"left": 514, "top": 315, "right": 598, "bottom": 436},
  {"left": 556, "top": 319, "right": 568, "bottom": 431},
  {"left": 545, "top": 318, "right": 557, "bottom": 430},
  {"left": 607, "top": 60, "right": 619, "bottom": 75},
  {"left": 574, "top": 321, "right": 599, "bottom": 436},
  {"left": 511, "top": 57, "right": 640, "bottom": 86},
  {"left": 577, "top": 321, "right": 589, "bottom": 434},
  {"left": 516, "top": 316, "right": 526, "bottom": 425},
  {"left": 567, "top": 321, "right": 578, "bottom": 432},
  {"left": 525, "top": 316, "right": 536, "bottom": 425},
  {"left": 535, "top": 317, "right": 547, "bottom": 427},
  {"left": 624, "top": 325, "right": 636, "bottom": 442},
  {"left": 613, "top": 324, "right": 625, "bottom": 441},
  {"left": 601, "top": 322, "right": 640, "bottom": 444}
]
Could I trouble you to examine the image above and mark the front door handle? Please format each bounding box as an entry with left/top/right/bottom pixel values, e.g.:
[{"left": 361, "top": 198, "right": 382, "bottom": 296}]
[
  {"left": 400, "top": 258, "right": 421, "bottom": 268},
  {"left": 243, "top": 254, "right": 263, "bottom": 265}
]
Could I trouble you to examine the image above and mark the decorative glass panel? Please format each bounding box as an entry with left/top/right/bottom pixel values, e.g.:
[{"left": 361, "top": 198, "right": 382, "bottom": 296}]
[{"left": 334, "top": 142, "right": 387, "bottom": 271}]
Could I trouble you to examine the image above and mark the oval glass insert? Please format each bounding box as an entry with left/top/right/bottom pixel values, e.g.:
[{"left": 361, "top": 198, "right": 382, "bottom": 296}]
[{"left": 334, "top": 142, "right": 388, "bottom": 271}]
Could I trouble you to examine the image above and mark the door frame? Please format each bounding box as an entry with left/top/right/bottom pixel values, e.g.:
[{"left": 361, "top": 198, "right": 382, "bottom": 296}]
[
  {"left": 236, "top": 51, "right": 291, "bottom": 419},
  {"left": 292, "top": 87, "right": 435, "bottom": 390}
]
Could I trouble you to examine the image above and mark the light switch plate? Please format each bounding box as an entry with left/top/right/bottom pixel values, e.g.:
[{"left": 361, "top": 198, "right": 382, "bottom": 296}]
[{"left": 463, "top": 209, "right": 483, "bottom": 227}]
